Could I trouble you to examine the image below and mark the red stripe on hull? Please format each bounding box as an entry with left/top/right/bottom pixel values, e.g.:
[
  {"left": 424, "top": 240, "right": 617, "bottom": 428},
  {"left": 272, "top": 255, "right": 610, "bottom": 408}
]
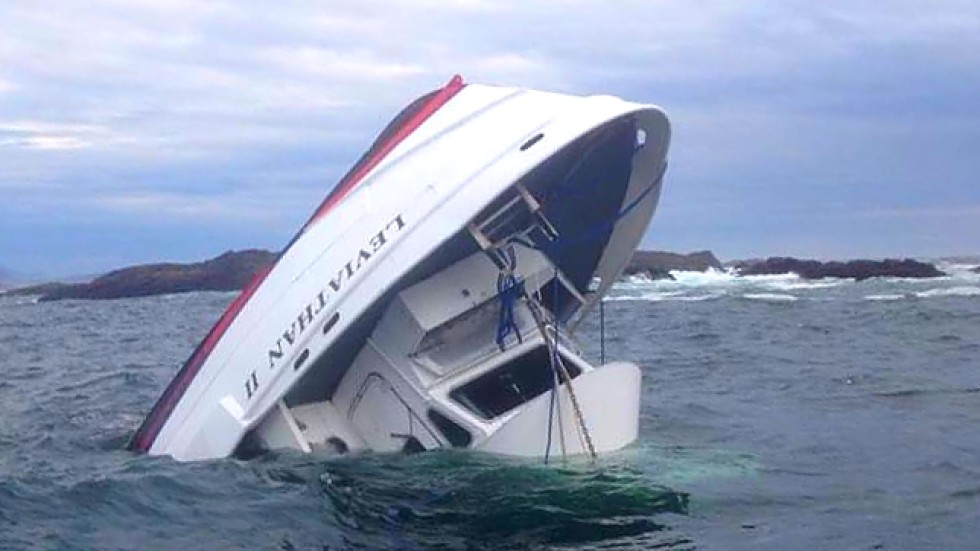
[
  {"left": 303, "top": 74, "right": 465, "bottom": 230},
  {"left": 130, "top": 264, "right": 272, "bottom": 451},
  {"left": 130, "top": 75, "right": 466, "bottom": 453}
]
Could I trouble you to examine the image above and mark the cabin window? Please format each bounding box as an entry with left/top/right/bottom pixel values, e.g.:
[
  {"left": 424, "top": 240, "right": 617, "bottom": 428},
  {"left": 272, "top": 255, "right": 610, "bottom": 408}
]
[
  {"left": 293, "top": 348, "right": 310, "bottom": 371},
  {"left": 428, "top": 409, "right": 472, "bottom": 448},
  {"left": 520, "top": 133, "right": 544, "bottom": 151},
  {"left": 449, "top": 346, "right": 581, "bottom": 420},
  {"left": 322, "top": 312, "right": 340, "bottom": 334}
]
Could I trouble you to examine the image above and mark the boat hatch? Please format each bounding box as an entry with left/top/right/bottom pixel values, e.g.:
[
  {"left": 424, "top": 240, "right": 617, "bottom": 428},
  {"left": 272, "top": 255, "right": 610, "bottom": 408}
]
[{"left": 450, "top": 345, "right": 581, "bottom": 420}]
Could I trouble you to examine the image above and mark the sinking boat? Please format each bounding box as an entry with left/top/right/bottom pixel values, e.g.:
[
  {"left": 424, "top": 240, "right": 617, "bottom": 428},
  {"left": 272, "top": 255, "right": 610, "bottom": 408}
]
[{"left": 130, "top": 75, "right": 671, "bottom": 462}]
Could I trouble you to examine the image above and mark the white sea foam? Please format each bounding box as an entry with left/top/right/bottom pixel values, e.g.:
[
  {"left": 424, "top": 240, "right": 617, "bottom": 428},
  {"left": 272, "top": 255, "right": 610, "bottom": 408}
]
[
  {"left": 942, "top": 265, "right": 980, "bottom": 283},
  {"left": 0, "top": 295, "right": 40, "bottom": 306},
  {"left": 620, "top": 273, "right": 658, "bottom": 285},
  {"left": 741, "top": 293, "right": 799, "bottom": 302},
  {"left": 916, "top": 286, "right": 980, "bottom": 298},
  {"left": 605, "top": 291, "right": 723, "bottom": 302},
  {"left": 672, "top": 293, "right": 726, "bottom": 302},
  {"left": 935, "top": 261, "right": 980, "bottom": 275},
  {"left": 625, "top": 268, "right": 801, "bottom": 289},
  {"left": 864, "top": 294, "right": 907, "bottom": 302},
  {"left": 767, "top": 279, "right": 848, "bottom": 291},
  {"left": 613, "top": 265, "right": 980, "bottom": 304},
  {"left": 608, "top": 290, "right": 684, "bottom": 301},
  {"left": 881, "top": 276, "right": 951, "bottom": 284},
  {"left": 666, "top": 268, "right": 744, "bottom": 287},
  {"left": 738, "top": 273, "right": 802, "bottom": 284}
]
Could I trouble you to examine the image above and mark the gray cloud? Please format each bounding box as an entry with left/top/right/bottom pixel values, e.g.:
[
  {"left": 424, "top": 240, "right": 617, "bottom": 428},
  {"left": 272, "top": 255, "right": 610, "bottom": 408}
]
[{"left": 1, "top": 0, "right": 978, "bottom": 274}]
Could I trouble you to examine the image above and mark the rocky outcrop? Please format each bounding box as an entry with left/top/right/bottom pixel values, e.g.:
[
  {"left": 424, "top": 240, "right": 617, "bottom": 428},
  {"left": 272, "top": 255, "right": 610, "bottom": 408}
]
[
  {"left": 624, "top": 250, "right": 722, "bottom": 280},
  {"left": 970, "top": 266, "right": 980, "bottom": 275},
  {"left": 735, "top": 257, "right": 945, "bottom": 281},
  {"left": 17, "top": 250, "right": 277, "bottom": 302}
]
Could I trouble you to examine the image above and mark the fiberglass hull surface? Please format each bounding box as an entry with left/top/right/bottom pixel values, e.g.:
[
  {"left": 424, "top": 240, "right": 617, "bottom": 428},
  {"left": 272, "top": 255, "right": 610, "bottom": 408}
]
[{"left": 134, "top": 80, "right": 670, "bottom": 461}]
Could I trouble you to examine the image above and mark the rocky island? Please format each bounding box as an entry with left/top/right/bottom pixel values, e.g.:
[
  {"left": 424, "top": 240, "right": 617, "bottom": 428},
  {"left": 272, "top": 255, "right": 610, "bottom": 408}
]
[
  {"left": 623, "top": 250, "right": 721, "bottom": 280},
  {"left": 9, "top": 250, "right": 276, "bottom": 302},
  {"left": 734, "top": 257, "right": 946, "bottom": 280}
]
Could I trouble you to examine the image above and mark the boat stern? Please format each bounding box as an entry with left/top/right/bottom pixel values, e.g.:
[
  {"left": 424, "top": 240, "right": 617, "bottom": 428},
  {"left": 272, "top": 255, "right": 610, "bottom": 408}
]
[{"left": 476, "top": 361, "right": 641, "bottom": 457}]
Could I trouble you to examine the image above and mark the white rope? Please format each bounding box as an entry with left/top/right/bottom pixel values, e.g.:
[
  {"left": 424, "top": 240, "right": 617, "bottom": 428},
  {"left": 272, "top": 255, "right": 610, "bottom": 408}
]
[{"left": 524, "top": 295, "right": 597, "bottom": 461}]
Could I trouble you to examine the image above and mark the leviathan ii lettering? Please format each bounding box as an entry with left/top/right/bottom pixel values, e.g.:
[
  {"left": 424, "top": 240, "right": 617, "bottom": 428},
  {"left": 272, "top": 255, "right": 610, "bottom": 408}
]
[{"left": 243, "top": 213, "right": 406, "bottom": 401}]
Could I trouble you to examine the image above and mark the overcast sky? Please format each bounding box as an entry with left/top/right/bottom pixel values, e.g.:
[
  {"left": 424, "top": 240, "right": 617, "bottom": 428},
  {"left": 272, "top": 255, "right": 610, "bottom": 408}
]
[{"left": 1, "top": 0, "right": 978, "bottom": 277}]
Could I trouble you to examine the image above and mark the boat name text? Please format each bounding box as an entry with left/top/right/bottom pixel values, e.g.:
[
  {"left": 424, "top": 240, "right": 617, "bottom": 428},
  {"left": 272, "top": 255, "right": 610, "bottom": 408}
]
[{"left": 243, "top": 213, "right": 406, "bottom": 401}]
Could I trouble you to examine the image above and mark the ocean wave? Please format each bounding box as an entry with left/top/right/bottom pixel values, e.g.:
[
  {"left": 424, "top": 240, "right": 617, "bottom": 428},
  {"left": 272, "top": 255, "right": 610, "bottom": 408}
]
[
  {"left": 741, "top": 293, "right": 799, "bottom": 302},
  {"left": 672, "top": 268, "right": 801, "bottom": 287},
  {"left": 916, "top": 286, "right": 980, "bottom": 298},
  {"left": 604, "top": 291, "right": 680, "bottom": 302},
  {"left": 766, "top": 279, "right": 848, "bottom": 291},
  {"left": 620, "top": 268, "right": 801, "bottom": 289},
  {"left": 667, "top": 268, "right": 742, "bottom": 286},
  {"left": 935, "top": 261, "right": 980, "bottom": 274},
  {"left": 0, "top": 295, "right": 40, "bottom": 307},
  {"left": 615, "top": 267, "right": 979, "bottom": 303},
  {"left": 606, "top": 291, "right": 724, "bottom": 302},
  {"left": 879, "top": 276, "right": 952, "bottom": 284},
  {"left": 622, "top": 269, "right": 851, "bottom": 293},
  {"left": 864, "top": 294, "right": 907, "bottom": 301},
  {"left": 738, "top": 273, "right": 803, "bottom": 283},
  {"left": 881, "top": 263, "right": 979, "bottom": 284}
]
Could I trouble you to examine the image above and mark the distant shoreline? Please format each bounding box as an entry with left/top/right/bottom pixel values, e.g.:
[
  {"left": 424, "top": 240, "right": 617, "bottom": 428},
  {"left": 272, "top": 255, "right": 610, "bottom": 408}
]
[{"left": 2, "top": 249, "right": 968, "bottom": 302}]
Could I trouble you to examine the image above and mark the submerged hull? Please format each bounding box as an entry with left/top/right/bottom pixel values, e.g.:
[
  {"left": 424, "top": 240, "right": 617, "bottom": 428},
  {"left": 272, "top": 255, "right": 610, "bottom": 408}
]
[{"left": 132, "top": 76, "right": 670, "bottom": 461}]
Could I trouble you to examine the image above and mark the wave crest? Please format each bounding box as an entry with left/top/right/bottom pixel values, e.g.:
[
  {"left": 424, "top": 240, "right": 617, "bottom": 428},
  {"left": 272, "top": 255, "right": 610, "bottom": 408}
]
[
  {"left": 916, "top": 286, "right": 980, "bottom": 298},
  {"left": 741, "top": 293, "right": 798, "bottom": 302}
]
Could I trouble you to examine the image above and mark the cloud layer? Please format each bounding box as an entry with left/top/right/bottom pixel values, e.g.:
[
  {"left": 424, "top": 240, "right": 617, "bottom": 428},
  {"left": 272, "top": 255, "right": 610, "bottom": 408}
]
[{"left": 1, "top": 1, "right": 978, "bottom": 275}]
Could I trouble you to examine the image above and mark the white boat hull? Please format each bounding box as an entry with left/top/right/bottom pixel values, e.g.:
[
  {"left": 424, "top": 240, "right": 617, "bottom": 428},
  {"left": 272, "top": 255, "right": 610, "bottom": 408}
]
[{"left": 131, "top": 76, "right": 671, "bottom": 462}]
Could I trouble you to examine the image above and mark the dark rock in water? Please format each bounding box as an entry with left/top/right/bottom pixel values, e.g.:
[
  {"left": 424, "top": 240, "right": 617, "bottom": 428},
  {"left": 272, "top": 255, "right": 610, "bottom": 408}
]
[
  {"left": 625, "top": 250, "right": 721, "bottom": 279},
  {"left": 970, "top": 266, "right": 980, "bottom": 274},
  {"left": 735, "top": 257, "right": 945, "bottom": 281},
  {"left": 21, "top": 250, "right": 277, "bottom": 302},
  {"left": 641, "top": 267, "right": 676, "bottom": 281}
]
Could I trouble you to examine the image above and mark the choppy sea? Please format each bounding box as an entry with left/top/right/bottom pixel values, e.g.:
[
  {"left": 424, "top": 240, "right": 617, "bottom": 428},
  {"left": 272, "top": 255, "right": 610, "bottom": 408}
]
[{"left": 1, "top": 263, "right": 978, "bottom": 550}]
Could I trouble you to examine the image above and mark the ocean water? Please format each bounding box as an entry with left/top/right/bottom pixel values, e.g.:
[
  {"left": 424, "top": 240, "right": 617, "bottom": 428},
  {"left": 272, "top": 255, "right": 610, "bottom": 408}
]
[{"left": 1, "top": 264, "right": 979, "bottom": 550}]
